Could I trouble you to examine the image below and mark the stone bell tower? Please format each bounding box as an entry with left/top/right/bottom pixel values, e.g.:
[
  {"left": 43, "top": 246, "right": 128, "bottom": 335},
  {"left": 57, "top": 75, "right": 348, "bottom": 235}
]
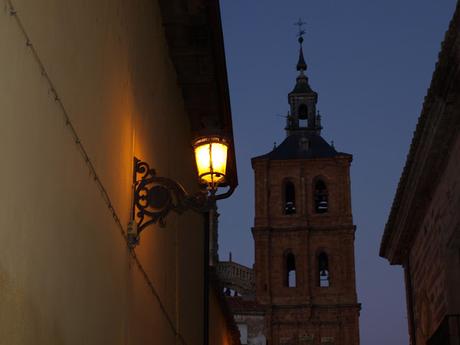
[{"left": 251, "top": 33, "right": 360, "bottom": 345}]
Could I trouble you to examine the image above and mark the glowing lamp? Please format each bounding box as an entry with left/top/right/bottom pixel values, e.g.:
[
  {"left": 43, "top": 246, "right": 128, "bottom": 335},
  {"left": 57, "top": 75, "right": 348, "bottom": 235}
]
[
  {"left": 128, "top": 136, "right": 233, "bottom": 248},
  {"left": 193, "top": 136, "right": 228, "bottom": 188}
]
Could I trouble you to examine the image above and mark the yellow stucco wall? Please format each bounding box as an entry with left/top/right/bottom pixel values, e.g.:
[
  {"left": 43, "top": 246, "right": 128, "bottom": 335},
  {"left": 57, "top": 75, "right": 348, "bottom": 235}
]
[{"left": 0, "top": 0, "right": 207, "bottom": 344}]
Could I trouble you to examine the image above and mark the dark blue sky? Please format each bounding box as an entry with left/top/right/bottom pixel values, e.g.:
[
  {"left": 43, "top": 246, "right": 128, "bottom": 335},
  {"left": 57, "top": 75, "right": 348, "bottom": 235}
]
[{"left": 217, "top": 1, "right": 457, "bottom": 344}]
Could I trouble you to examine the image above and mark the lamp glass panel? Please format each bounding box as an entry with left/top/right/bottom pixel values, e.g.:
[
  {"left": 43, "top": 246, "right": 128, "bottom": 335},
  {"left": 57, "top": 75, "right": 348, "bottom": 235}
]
[
  {"left": 210, "top": 142, "right": 228, "bottom": 178},
  {"left": 195, "top": 144, "right": 211, "bottom": 179},
  {"left": 194, "top": 140, "right": 228, "bottom": 184}
]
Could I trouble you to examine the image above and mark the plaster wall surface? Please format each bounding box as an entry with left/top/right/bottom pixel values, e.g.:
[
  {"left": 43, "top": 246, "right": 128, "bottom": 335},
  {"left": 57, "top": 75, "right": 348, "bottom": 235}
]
[{"left": 0, "top": 0, "right": 206, "bottom": 344}]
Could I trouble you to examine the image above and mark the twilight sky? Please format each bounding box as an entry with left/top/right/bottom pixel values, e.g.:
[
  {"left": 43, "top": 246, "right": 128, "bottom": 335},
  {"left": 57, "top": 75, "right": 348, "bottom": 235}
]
[{"left": 217, "top": 1, "right": 457, "bottom": 344}]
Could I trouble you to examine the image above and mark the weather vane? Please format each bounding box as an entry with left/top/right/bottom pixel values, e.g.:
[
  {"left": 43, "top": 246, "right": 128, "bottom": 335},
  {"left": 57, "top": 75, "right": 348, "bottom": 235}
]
[{"left": 294, "top": 18, "right": 307, "bottom": 39}]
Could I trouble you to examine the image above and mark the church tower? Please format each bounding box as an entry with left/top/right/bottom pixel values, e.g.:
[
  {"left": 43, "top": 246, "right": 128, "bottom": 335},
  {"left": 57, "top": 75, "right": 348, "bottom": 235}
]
[{"left": 251, "top": 33, "right": 360, "bottom": 345}]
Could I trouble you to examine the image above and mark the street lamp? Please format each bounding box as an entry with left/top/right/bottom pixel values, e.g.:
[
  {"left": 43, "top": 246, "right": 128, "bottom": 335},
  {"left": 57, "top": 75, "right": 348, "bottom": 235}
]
[
  {"left": 127, "top": 135, "right": 232, "bottom": 247},
  {"left": 194, "top": 136, "right": 229, "bottom": 189},
  {"left": 127, "top": 134, "right": 233, "bottom": 345}
]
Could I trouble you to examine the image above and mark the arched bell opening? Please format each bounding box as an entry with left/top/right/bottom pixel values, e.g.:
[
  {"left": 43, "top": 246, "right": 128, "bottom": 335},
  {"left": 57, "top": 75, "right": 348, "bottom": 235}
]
[
  {"left": 318, "top": 252, "right": 330, "bottom": 288},
  {"left": 284, "top": 251, "right": 297, "bottom": 288},
  {"left": 298, "top": 104, "right": 308, "bottom": 128},
  {"left": 284, "top": 180, "right": 296, "bottom": 215},
  {"left": 314, "top": 178, "right": 328, "bottom": 214}
]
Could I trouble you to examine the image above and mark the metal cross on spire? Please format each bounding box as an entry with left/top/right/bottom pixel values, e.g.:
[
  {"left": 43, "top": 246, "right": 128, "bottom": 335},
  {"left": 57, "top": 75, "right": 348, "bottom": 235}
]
[
  {"left": 294, "top": 18, "right": 307, "bottom": 71},
  {"left": 294, "top": 18, "right": 307, "bottom": 39}
]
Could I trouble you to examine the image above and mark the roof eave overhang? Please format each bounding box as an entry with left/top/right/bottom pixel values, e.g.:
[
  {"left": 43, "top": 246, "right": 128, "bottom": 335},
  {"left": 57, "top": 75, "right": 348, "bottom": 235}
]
[
  {"left": 158, "top": 0, "right": 238, "bottom": 190},
  {"left": 380, "top": 4, "right": 460, "bottom": 265}
]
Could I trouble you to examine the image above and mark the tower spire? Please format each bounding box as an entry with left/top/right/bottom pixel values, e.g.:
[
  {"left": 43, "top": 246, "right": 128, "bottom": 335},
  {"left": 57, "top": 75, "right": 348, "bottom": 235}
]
[
  {"left": 285, "top": 19, "right": 321, "bottom": 136},
  {"left": 294, "top": 18, "right": 307, "bottom": 72},
  {"left": 296, "top": 37, "right": 307, "bottom": 72}
]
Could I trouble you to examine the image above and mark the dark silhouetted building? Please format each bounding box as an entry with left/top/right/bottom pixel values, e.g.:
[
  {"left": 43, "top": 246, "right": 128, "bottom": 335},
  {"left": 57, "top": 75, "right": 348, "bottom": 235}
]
[
  {"left": 217, "top": 254, "right": 265, "bottom": 345},
  {"left": 380, "top": 3, "right": 460, "bottom": 345}
]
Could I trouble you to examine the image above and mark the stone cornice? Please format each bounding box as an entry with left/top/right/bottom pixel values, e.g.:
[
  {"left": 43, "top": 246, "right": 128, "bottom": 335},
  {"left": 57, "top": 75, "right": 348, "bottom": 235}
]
[
  {"left": 252, "top": 224, "right": 355, "bottom": 235},
  {"left": 251, "top": 154, "right": 352, "bottom": 167},
  {"left": 233, "top": 310, "right": 265, "bottom": 317},
  {"left": 380, "top": 3, "right": 460, "bottom": 264},
  {"left": 270, "top": 303, "right": 361, "bottom": 310}
]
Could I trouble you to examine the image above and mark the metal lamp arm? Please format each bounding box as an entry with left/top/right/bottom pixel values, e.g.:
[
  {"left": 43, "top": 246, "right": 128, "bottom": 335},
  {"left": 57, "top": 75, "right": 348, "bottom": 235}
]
[{"left": 128, "top": 158, "right": 213, "bottom": 247}]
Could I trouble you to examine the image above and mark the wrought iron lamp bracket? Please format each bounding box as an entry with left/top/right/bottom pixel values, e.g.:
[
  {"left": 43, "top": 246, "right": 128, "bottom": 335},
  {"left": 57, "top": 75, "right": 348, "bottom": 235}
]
[{"left": 128, "top": 158, "right": 212, "bottom": 247}]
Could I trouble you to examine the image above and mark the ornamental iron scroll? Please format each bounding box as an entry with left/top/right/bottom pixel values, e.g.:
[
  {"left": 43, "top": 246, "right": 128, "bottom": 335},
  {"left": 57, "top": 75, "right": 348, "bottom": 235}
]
[{"left": 128, "top": 157, "right": 209, "bottom": 247}]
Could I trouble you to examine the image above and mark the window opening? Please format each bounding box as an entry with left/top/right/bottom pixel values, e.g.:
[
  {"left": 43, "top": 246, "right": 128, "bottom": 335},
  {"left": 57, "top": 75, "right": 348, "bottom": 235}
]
[
  {"left": 298, "top": 104, "right": 309, "bottom": 127},
  {"left": 285, "top": 252, "right": 296, "bottom": 288},
  {"left": 284, "top": 181, "right": 296, "bottom": 215},
  {"left": 298, "top": 104, "right": 308, "bottom": 119},
  {"left": 223, "top": 288, "right": 239, "bottom": 296},
  {"left": 314, "top": 179, "right": 328, "bottom": 213},
  {"left": 237, "top": 323, "right": 248, "bottom": 345},
  {"left": 318, "top": 252, "right": 330, "bottom": 287},
  {"left": 299, "top": 119, "right": 308, "bottom": 128}
]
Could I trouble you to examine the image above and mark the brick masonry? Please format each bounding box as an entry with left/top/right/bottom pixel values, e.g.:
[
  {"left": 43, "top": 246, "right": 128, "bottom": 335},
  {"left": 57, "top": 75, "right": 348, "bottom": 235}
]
[{"left": 252, "top": 154, "right": 360, "bottom": 345}]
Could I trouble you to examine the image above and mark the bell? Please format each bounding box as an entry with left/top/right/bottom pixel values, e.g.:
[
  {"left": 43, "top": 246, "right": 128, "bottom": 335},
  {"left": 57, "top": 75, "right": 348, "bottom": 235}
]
[
  {"left": 318, "top": 200, "right": 328, "bottom": 210},
  {"left": 285, "top": 201, "right": 296, "bottom": 214}
]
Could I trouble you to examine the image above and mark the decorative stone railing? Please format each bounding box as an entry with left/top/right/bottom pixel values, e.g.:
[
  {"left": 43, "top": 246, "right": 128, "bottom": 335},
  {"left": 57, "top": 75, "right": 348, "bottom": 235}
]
[{"left": 216, "top": 261, "right": 255, "bottom": 295}]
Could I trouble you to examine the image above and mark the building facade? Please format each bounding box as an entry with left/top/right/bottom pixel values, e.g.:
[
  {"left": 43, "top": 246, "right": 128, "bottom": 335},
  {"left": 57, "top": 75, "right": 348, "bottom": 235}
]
[
  {"left": 380, "top": 3, "right": 460, "bottom": 345},
  {"left": 250, "top": 35, "right": 360, "bottom": 345},
  {"left": 217, "top": 254, "right": 265, "bottom": 345},
  {"left": 0, "top": 0, "right": 239, "bottom": 344}
]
